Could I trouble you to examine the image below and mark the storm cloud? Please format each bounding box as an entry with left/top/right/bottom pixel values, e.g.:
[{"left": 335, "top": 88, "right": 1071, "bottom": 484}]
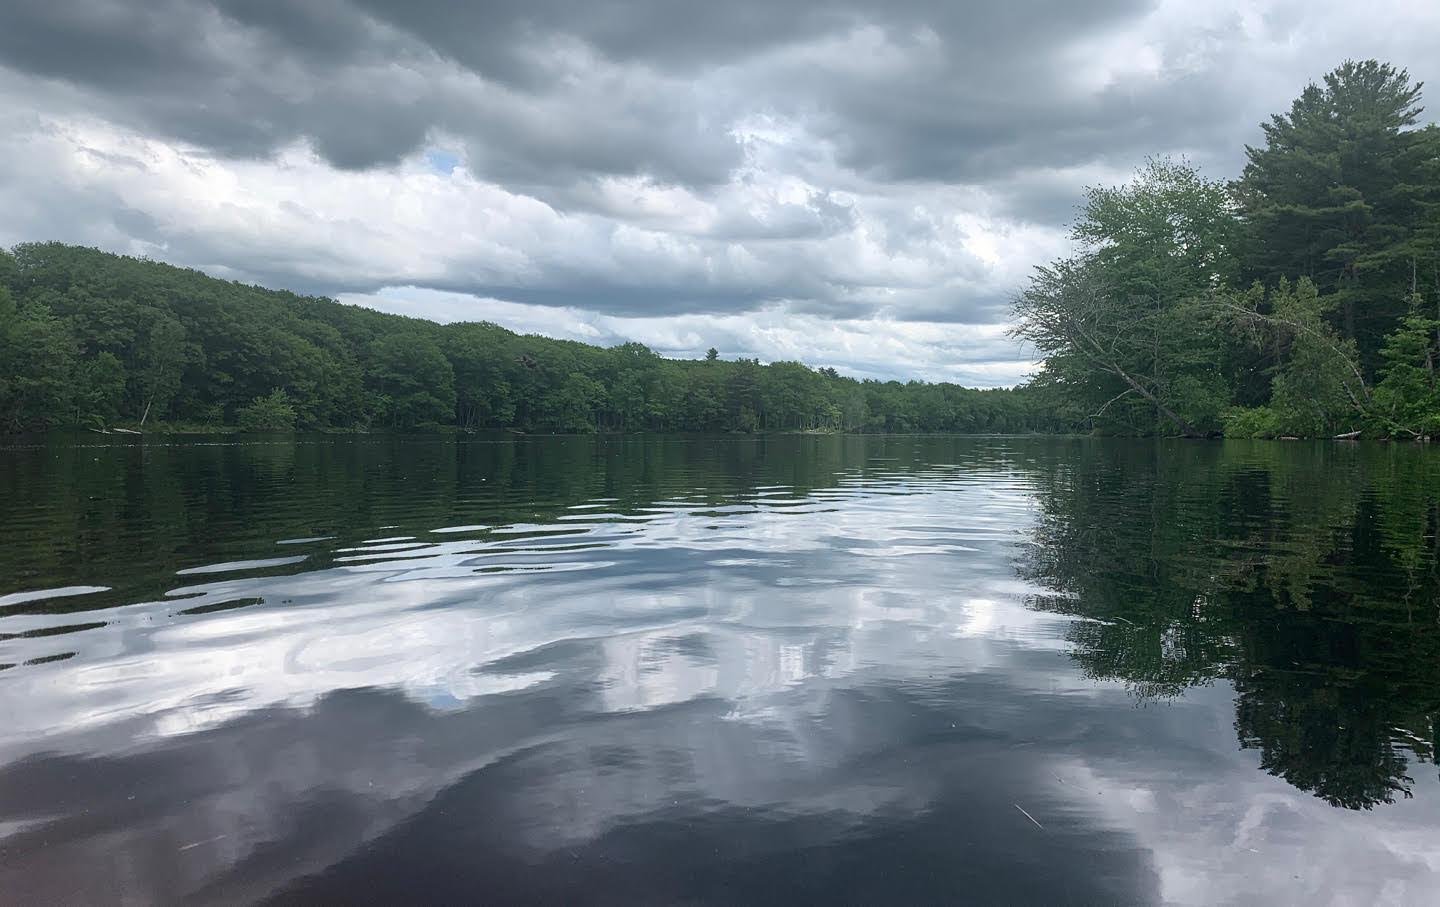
[{"left": 0, "top": 0, "right": 1436, "bottom": 383}]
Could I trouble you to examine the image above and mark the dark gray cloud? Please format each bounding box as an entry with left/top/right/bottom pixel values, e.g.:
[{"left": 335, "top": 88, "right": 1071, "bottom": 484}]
[
  {"left": 214, "top": 0, "right": 395, "bottom": 65},
  {"left": 347, "top": 0, "right": 852, "bottom": 84},
  {"left": 0, "top": 0, "right": 1198, "bottom": 189},
  {"left": 0, "top": 1, "right": 428, "bottom": 166},
  {"left": 0, "top": 1, "right": 222, "bottom": 91},
  {"left": 0, "top": 0, "right": 750, "bottom": 181},
  {"left": 2, "top": 1, "right": 1435, "bottom": 197},
  {"left": 1, "top": 1, "right": 1428, "bottom": 202}
]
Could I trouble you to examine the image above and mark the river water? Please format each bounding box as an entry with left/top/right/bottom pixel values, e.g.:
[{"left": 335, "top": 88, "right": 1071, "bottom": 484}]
[{"left": 2, "top": 435, "right": 1439, "bottom": 904}]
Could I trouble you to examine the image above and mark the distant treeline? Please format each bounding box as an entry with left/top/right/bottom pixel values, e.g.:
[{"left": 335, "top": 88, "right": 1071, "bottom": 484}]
[
  {"left": 0, "top": 243, "right": 1059, "bottom": 435},
  {"left": 1015, "top": 59, "right": 1440, "bottom": 439}
]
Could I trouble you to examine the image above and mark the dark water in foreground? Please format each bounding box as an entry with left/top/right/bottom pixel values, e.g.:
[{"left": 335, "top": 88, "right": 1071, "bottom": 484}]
[{"left": 3, "top": 435, "right": 1440, "bottom": 905}]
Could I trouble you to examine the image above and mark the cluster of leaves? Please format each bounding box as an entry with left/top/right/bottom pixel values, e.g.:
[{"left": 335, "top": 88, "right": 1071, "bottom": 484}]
[
  {"left": 0, "top": 243, "right": 1058, "bottom": 436},
  {"left": 1015, "top": 59, "right": 1440, "bottom": 438},
  {"left": 236, "top": 389, "right": 298, "bottom": 432}
]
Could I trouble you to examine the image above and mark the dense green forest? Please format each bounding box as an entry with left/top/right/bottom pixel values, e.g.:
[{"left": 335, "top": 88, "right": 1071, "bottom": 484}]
[
  {"left": 1016, "top": 59, "right": 1440, "bottom": 439},
  {"left": 0, "top": 243, "right": 1054, "bottom": 436}
]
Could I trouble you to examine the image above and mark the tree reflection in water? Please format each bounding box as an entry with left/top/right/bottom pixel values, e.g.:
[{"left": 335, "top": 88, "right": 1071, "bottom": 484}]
[{"left": 1021, "top": 440, "right": 1440, "bottom": 810}]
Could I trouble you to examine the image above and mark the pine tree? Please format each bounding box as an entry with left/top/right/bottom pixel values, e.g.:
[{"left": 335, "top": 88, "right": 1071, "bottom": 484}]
[{"left": 1233, "top": 61, "right": 1435, "bottom": 374}]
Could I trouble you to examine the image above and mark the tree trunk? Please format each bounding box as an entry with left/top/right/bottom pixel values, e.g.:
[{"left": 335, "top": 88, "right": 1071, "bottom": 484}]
[{"left": 1108, "top": 366, "right": 1202, "bottom": 438}]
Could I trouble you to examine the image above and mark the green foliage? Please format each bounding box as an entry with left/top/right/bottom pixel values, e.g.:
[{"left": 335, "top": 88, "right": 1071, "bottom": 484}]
[
  {"left": 0, "top": 290, "right": 79, "bottom": 432},
  {"left": 1014, "top": 162, "right": 1239, "bottom": 439},
  {"left": 1226, "top": 278, "right": 1367, "bottom": 436},
  {"left": 544, "top": 372, "right": 606, "bottom": 432},
  {"left": 1221, "top": 406, "right": 1284, "bottom": 439},
  {"left": 0, "top": 243, "right": 1055, "bottom": 436},
  {"left": 76, "top": 352, "right": 126, "bottom": 428},
  {"left": 1233, "top": 60, "right": 1439, "bottom": 373},
  {"left": 1019, "top": 59, "right": 1440, "bottom": 439},
  {"left": 1076, "top": 156, "right": 1240, "bottom": 298},
  {"left": 237, "top": 389, "right": 299, "bottom": 432},
  {"left": 367, "top": 332, "right": 456, "bottom": 429},
  {"left": 132, "top": 309, "right": 189, "bottom": 424},
  {"left": 1370, "top": 302, "right": 1440, "bottom": 438}
]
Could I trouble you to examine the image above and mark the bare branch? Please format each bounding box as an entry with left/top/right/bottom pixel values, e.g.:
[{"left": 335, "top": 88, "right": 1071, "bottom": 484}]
[
  {"left": 1091, "top": 388, "right": 1139, "bottom": 419},
  {"left": 1210, "top": 298, "right": 1372, "bottom": 410}
]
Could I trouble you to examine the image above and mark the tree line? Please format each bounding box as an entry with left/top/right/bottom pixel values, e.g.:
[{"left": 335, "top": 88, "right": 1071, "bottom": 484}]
[
  {"left": 0, "top": 243, "right": 1056, "bottom": 435},
  {"left": 1014, "top": 59, "right": 1440, "bottom": 438}
]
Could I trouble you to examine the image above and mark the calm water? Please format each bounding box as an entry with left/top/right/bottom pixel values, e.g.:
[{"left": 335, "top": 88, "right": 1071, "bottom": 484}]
[{"left": 2, "top": 435, "right": 1440, "bottom": 904}]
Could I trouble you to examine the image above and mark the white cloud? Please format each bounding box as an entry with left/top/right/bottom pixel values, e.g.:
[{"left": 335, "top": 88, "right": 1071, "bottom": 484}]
[
  {"left": 341, "top": 286, "right": 1036, "bottom": 384},
  {"left": 1061, "top": 688, "right": 1440, "bottom": 906}
]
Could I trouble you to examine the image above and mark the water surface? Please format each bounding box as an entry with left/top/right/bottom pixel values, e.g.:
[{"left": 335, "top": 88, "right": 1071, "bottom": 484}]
[{"left": 2, "top": 435, "right": 1439, "bottom": 904}]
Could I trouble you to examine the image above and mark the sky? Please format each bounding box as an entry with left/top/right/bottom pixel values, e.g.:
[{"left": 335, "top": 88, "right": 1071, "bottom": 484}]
[{"left": 0, "top": 1, "right": 1436, "bottom": 385}]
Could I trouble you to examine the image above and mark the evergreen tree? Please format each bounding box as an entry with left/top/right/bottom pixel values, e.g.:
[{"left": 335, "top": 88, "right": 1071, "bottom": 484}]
[
  {"left": 1371, "top": 298, "right": 1440, "bottom": 438},
  {"left": 1233, "top": 60, "right": 1437, "bottom": 372}
]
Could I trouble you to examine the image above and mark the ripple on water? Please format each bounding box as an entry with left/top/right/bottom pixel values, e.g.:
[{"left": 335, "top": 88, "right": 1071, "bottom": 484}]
[
  {"left": 0, "top": 586, "right": 111, "bottom": 609},
  {"left": 175, "top": 556, "right": 309, "bottom": 576}
]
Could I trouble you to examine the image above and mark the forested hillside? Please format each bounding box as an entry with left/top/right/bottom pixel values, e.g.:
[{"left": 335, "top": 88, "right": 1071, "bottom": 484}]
[
  {"left": 0, "top": 243, "right": 1054, "bottom": 435},
  {"left": 1015, "top": 60, "right": 1440, "bottom": 439}
]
